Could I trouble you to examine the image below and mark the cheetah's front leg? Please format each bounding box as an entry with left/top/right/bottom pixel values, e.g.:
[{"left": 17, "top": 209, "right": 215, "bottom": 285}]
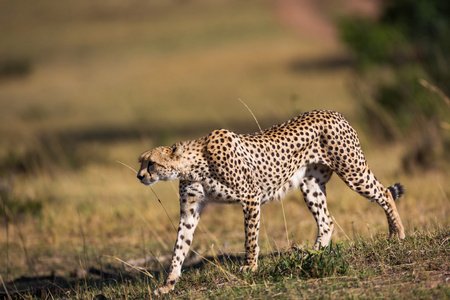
[
  {"left": 240, "top": 200, "right": 261, "bottom": 272},
  {"left": 154, "top": 182, "right": 205, "bottom": 295}
]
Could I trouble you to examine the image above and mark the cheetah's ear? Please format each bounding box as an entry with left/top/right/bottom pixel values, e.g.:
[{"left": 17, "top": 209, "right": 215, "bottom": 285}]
[
  {"left": 138, "top": 151, "right": 150, "bottom": 163},
  {"left": 171, "top": 145, "right": 183, "bottom": 159}
]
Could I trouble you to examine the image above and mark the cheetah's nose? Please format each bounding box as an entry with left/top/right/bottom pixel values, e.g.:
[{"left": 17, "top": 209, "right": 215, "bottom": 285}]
[{"left": 137, "top": 174, "right": 145, "bottom": 181}]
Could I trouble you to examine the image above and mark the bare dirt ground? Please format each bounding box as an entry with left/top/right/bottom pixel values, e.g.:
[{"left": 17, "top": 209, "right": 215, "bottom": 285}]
[{"left": 274, "top": 0, "right": 381, "bottom": 44}]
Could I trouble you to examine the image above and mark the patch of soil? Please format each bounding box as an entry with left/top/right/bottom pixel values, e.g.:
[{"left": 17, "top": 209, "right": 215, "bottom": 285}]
[{"left": 274, "top": 0, "right": 381, "bottom": 44}]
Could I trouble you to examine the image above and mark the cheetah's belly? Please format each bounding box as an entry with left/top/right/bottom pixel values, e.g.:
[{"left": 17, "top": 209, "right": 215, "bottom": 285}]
[{"left": 261, "top": 166, "right": 307, "bottom": 205}]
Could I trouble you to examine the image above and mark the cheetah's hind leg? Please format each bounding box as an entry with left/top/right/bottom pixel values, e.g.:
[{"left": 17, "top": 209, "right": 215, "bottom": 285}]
[
  {"left": 336, "top": 166, "right": 406, "bottom": 240},
  {"left": 299, "top": 164, "right": 334, "bottom": 250}
]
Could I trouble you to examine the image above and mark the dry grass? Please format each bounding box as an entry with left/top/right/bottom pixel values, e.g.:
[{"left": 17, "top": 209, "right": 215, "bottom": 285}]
[{"left": 0, "top": 0, "right": 448, "bottom": 297}]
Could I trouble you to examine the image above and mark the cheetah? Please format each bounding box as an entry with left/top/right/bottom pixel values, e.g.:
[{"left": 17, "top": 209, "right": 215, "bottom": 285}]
[{"left": 137, "top": 110, "right": 405, "bottom": 294}]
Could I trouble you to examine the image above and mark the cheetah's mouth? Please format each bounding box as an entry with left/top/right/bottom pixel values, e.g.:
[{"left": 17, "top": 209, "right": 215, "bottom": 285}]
[{"left": 140, "top": 178, "right": 158, "bottom": 186}]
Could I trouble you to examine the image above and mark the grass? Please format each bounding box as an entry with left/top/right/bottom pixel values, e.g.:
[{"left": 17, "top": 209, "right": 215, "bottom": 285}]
[
  {"left": 0, "top": 0, "right": 449, "bottom": 298},
  {"left": 174, "top": 228, "right": 448, "bottom": 299},
  {"left": 1, "top": 227, "right": 448, "bottom": 299}
]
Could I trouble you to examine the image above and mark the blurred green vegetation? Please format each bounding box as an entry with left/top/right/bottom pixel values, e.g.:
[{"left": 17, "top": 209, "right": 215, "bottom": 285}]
[{"left": 340, "top": 0, "right": 450, "bottom": 170}]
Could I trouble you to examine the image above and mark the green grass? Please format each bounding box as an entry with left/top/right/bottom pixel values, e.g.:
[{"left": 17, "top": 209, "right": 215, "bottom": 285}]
[
  {"left": 175, "top": 227, "right": 449, "bottom": 299},
  {"left": 1, "top": 227, "right": 447, "bottom": 299}
]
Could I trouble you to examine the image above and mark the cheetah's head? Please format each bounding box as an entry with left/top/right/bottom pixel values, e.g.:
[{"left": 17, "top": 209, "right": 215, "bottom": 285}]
[{"left": 137, "top": 145, "right": 183, "bottom": 186}]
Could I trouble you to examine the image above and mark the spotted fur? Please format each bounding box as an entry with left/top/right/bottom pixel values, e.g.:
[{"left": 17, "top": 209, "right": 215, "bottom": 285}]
[{"left": 137, "top": 110, "right": 405, "bottom": 294}]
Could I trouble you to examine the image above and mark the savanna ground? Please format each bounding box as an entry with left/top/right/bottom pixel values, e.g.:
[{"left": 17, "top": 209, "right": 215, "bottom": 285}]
[{"left": 0, "top": 1, "right": 448, "bottom": 299}]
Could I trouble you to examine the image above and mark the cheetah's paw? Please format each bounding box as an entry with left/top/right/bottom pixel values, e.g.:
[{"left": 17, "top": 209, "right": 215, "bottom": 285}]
[
  {"left": 153, "top": 285, "right": 174, "bottom": 296},
  {"left": 239, "top": 265, "right": 258, "bottom": 272}
]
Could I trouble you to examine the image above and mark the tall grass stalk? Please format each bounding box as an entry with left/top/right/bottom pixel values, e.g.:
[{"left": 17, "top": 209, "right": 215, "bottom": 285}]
[
  {"left": 104, "top": 255, "right": 154, "bottom": 278},
  {"left": 237, "top": 98, "right": 291, "bottom": 245},
  {"left": 331, "top": 216, "right": 351, "bottom": 241},
  {"left": 0, "top": 274, "right": 12, "bottom": 300},
  {"left": 117, "top": 160, "right": 178, "bottom": 233},
  {"left": 238, "top": 98, "right": 262, "bottom": 132},
  {"left": 14, "top": 217, "right": 34, "bottom": 276},
  {"left": 149, "top": 188, "right": 177, "bottom": 233},
  {"left": 419, "top": 79, "right": 450, "bottom": 108},
  {"left": 0, "top": 194, "right": 9, "bottom": 280}
]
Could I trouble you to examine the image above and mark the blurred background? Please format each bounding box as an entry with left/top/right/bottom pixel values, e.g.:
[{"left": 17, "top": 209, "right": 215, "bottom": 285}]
[{"left": 0, "top": 0, "right": 448, "bottom": 283}]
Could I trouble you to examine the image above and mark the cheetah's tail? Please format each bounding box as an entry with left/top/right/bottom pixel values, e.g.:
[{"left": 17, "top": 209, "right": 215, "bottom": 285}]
[{"left": 387, "top": 183, "right": 405, "bottom": 201}]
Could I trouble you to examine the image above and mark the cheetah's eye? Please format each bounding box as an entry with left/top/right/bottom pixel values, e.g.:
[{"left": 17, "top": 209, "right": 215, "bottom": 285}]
[{"left": 147, "top": 161, "right": 155, "bottom": 172}]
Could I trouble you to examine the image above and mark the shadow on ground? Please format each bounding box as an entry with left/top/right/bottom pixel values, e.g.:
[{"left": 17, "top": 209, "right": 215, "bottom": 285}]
[{"left": 0, "top": 254, "right": 244, "bottom": 299}]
